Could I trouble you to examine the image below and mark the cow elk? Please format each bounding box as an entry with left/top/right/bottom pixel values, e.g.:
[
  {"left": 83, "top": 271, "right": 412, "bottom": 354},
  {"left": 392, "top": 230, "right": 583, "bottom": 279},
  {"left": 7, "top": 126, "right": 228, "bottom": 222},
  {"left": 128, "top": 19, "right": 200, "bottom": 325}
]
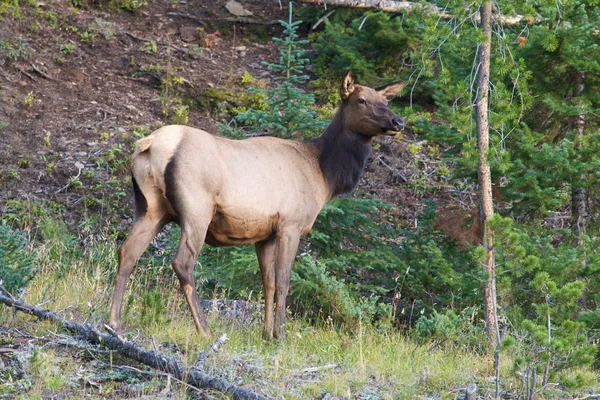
[{"left": 108, "top": 71, "right": 406, "bottom": 339}]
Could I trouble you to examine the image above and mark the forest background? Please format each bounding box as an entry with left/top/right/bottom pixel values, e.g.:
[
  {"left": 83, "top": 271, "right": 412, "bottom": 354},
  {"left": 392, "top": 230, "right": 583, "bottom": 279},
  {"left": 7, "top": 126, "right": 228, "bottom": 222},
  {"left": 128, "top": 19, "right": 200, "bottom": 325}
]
[{"left": 0, "top": 0, "right": 598, "bottom": 398}]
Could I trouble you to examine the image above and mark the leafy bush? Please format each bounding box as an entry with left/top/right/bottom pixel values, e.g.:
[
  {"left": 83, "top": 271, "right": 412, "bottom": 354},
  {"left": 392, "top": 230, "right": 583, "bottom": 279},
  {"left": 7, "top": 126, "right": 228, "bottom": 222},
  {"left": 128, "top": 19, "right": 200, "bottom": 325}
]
[{"left": 0, "top": 220, "right": 37, "bottom": 295}]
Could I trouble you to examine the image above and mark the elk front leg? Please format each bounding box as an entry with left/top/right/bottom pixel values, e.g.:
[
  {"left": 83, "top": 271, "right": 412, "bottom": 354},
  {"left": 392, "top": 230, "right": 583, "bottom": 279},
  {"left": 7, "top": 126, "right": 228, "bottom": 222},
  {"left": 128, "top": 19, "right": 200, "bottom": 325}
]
[
  {"left": 273, "top": 231, "right": 301, "bottom": 339},
  {"left": 256, "top": 238, "right": 276, "bottom": 339}
]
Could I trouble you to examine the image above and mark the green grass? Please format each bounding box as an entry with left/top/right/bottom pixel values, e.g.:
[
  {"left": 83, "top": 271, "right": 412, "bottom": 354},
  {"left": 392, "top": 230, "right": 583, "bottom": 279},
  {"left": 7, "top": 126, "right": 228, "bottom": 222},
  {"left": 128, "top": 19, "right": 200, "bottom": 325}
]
[{"left": 0, "top": 217, "right": 598, "bottom": 399}]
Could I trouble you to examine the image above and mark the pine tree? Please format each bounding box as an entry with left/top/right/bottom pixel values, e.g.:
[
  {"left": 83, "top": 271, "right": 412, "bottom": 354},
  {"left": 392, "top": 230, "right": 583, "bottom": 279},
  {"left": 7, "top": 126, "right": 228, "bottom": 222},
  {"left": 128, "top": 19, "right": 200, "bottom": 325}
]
[{"left": 220, "top": 4, "right": 327, "bottom": 138}]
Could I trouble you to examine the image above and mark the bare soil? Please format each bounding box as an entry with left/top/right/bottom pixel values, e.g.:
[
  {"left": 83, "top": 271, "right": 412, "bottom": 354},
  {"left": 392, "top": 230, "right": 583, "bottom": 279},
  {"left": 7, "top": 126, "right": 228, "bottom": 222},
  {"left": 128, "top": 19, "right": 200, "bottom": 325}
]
[{"left": 0, "top": 0, "right": 286, "bottom": 227}]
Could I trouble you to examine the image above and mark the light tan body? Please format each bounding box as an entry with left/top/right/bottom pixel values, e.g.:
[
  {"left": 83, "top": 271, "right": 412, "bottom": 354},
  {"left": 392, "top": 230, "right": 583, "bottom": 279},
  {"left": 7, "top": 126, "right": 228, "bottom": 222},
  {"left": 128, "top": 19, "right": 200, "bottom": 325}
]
[
  {"left": 108, "top": 72, "right": 407, "bottom": 339},
  {"left": 158, "top": 128, "right": 331, "bottom": 245}
]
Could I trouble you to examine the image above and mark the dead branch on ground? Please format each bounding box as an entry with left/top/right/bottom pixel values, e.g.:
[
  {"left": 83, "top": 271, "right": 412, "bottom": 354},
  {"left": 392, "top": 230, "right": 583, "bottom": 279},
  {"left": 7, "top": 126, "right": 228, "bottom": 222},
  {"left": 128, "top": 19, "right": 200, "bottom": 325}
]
[
  {"left": 165, "top": 12, "right": 281, "bottom": 26},
  {"left": 194, "top": 333, "right": 228, "bottom": 370},
  {"left": 0, "top": 285, "right": 270, "bottom": 400}
]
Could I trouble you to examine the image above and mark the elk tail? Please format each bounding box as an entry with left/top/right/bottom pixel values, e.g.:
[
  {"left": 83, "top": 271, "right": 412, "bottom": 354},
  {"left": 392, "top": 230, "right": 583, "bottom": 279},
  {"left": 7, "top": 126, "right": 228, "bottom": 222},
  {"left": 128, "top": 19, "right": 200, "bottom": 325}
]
[{"left": 134, "top": 136, "right": 154, "bottom": 155}]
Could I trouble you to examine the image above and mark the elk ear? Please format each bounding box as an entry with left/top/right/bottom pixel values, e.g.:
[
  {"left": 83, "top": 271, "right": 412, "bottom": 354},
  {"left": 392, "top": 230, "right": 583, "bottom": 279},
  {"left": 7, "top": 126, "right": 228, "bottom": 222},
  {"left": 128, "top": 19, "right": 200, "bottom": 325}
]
[
  {"left": 340, "top": 71, "right": 356, "bottom": 100},
  {"left": 376, "top": 81, "right": 407, "bottom": 101}
]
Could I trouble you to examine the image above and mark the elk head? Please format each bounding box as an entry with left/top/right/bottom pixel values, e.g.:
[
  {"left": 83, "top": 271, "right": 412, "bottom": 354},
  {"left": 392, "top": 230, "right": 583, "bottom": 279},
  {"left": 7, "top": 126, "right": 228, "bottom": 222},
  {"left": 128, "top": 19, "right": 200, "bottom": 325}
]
[{"left": 340, "top": 71, "right": 406, "bottom": 137}]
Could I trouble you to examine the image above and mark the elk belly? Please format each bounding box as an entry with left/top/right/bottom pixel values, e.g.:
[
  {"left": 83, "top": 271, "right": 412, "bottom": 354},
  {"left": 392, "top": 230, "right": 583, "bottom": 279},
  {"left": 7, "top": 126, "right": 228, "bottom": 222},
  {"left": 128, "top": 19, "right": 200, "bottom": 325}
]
[{"left": 205, "top": 208, "right": 278, "bottom": 247}]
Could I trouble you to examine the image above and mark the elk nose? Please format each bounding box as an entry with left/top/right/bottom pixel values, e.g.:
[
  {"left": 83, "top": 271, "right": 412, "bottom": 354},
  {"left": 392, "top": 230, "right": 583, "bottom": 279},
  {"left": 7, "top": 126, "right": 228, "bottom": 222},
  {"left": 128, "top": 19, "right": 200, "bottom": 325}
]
[{"left": 392, "top": 115, "right": 404, "bottom": 131}]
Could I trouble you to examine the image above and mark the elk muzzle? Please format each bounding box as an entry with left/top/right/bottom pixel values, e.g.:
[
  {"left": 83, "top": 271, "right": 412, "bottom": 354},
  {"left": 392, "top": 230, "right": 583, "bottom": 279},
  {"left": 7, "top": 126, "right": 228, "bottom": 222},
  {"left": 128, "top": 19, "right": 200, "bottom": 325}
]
[
  {"left": 382, "top": 114, "right": 404, "bottom": 135},
  {"left": 392, "top": 115, "right": 404, "bottom": 131}
]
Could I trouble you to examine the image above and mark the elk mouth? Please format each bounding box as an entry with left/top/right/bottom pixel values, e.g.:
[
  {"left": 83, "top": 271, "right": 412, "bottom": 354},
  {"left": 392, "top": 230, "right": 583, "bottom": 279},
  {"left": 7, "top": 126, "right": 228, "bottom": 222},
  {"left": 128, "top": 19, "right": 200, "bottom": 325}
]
[{"left": 381, "top": 127, "right": 400, "bottom": 136}]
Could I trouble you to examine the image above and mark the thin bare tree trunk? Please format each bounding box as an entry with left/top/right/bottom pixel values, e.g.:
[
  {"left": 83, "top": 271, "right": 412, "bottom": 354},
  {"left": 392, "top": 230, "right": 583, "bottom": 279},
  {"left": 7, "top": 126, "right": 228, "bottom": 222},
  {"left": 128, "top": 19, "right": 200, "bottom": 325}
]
[
  {"left": 571, "top": 71, "right": 587, "bottom": 243},
  {"left": 475, "top": 0, "right": 497, "bottom": 348}
]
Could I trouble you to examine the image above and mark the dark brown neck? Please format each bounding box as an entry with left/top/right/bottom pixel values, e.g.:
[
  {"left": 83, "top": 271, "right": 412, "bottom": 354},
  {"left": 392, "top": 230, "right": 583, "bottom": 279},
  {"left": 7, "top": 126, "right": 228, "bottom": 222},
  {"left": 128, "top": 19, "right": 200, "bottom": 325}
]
[{"left": 311, "top": 107, "right": 373, "bottom": 197}]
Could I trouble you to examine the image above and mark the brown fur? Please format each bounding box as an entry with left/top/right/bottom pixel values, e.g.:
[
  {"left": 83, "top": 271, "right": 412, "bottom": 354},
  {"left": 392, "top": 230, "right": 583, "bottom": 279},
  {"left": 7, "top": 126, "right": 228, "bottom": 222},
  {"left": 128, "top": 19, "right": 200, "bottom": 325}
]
[{"left": 108, "top": 72, "right": 406, "bottom": 339}]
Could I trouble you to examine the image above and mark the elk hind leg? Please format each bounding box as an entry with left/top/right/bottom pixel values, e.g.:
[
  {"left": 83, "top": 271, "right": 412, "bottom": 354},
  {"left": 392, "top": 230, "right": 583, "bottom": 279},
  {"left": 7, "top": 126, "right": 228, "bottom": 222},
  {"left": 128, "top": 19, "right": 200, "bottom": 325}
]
[
  {"left": 109, "top": 211, "right": 170, "bottom": 329},
  {"left": 172, "top": 225, "right": 212, "bottom": 337},
  {"left": 273, "top": 231, "right": 300, "bottom": 339}
]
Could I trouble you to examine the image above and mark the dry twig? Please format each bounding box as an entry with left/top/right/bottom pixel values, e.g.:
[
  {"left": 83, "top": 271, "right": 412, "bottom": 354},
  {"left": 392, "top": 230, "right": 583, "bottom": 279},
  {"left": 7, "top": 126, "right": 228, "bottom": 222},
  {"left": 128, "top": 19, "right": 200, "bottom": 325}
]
[
  {"left": 165, "top": 12, "right": 280, "bottom": 26},
  {"left": 194, "top": 333, "right": 228, "bottom": 371},
  {"left": 30, "top": 62, "right": 56, "bottom": 81}
]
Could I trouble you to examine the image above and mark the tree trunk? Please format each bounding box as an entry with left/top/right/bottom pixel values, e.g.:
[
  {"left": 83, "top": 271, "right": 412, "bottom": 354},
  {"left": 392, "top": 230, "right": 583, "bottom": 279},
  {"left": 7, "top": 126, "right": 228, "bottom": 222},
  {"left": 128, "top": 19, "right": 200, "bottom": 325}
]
[
  {"left": 571, "top": 71, "right": 587, "bottom": 243},
  {"left": 475, "top": 0, "right": 497, "bottom": 348}
]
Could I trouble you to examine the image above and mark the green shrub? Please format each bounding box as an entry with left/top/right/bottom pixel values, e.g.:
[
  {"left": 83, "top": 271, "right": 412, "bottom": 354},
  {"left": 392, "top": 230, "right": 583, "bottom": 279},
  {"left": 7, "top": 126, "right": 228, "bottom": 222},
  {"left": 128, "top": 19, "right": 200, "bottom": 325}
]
[
  {"left": 0, "top": 220, "right": 37, "bottom": 295},
  {"left": 414, "top": 308, "right": 486, "bottom": 350}
]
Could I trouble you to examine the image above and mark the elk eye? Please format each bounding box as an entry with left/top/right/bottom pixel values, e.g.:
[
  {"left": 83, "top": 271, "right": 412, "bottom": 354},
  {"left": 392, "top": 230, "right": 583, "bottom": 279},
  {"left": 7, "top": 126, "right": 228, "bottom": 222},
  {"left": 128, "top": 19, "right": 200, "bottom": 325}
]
[{"left": 358, "top": 98, "right": 366, "bottom": 105}]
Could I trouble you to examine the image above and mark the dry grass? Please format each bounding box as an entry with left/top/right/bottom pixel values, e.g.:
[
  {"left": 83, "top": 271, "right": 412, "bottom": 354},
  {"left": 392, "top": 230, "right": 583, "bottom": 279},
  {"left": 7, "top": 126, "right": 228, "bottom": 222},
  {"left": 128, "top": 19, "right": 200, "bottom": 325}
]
[{"left": 1, "top": 223, "right": 598, "bottom": 399}]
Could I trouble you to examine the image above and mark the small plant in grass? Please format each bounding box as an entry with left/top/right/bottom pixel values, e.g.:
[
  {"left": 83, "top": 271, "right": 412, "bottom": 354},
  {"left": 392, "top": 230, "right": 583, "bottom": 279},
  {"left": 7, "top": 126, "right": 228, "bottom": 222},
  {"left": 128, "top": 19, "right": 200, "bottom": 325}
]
[
  {"left": 60, "top": 43, "right": 75, "bottom": 54},
  {"left": 140, "top": 40, "right": 157, "bottom": 54},
  {"left": 171, "top": 105, "right": 189, "bottom": 125},
  {"left": 132, "top": 125, "right": 150, "bottom": 138},
  {"left": 79, "top": 31, "right": 95, "bottom": 43},
  {"left": 8, "top": 168, "right": 19, "bottom": 180},
  {"left": 44, "top": 11, "right": 58, "bottom": 28},
  {"left": 240, "top": 71, "right": 256, "bottom": 86},
  {"left": 159, "top": 72, "right": 186, "bottom": 120},
  {"left": 0, "top": 0, "right": 21, "bottom": 17},
  {"left": 112, "top": 0, "right": 147, "bottom": 11},
  {"left": 46, "top": 162, "right": 56, "bottom": 174},
  {"left": 0, "top": 220, "right": 37, "bottom": 295},
  {"left": 23, "top": 91, "right": 33, "bottom": 107},
  {"left": 218, "top": 4, "right": 327, "bottom": 139},
  {"left": 187, "top": 45, "right": 203, "bottom": 59},
  {"left": 0, "top": 39, "right": 28, "bottom": 61}
]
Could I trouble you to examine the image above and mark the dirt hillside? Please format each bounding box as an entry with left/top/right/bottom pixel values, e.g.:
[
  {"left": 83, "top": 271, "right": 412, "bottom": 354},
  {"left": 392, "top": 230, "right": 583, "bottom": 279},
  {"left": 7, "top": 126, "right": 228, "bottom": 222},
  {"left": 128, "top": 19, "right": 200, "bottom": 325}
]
[{"left": 0, "top": 0, "right": 460, "bottom": 233}]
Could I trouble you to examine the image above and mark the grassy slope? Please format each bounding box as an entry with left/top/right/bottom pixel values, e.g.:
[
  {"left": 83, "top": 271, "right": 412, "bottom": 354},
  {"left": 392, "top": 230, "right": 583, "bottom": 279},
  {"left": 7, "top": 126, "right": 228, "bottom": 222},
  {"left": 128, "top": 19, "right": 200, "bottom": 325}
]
[{"left": 1, "top": 219, "right": 598, "bottom": 399}]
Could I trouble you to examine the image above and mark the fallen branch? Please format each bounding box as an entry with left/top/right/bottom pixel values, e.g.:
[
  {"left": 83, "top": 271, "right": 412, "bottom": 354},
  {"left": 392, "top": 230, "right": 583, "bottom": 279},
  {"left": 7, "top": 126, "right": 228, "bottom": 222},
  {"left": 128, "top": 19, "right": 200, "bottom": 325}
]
[
  {"left": 465, "top": 383, "right": 477, "bottom": 400},
  {"left": 295, "top": 0, "right": 537, "bottom": 25},
  {"left": 311, "top": 9, "right": 336, "bottom": 31},
  {"left": 297, "top": 0, "right": 433, "bottom": 14},
  {"left": 298, "top": 363, "right": 338, "bottom": 374},
  {"left": 194, "top": 333, "right": 228, "bottom": 370},
  {"left": 165, "top": 12, "right": 281, "bottom": 26},
  {"left": 123, "top": 31, "right": 188, "bottom": 54},
  {"left": 14, "top": 65, "right": 36, "bottom": 81},
  {"left": 0, "top": 286, "right": 270, "bottom": 400},
  {"left": 30, "top": 62, "right": 57, "bottom": 82}
]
